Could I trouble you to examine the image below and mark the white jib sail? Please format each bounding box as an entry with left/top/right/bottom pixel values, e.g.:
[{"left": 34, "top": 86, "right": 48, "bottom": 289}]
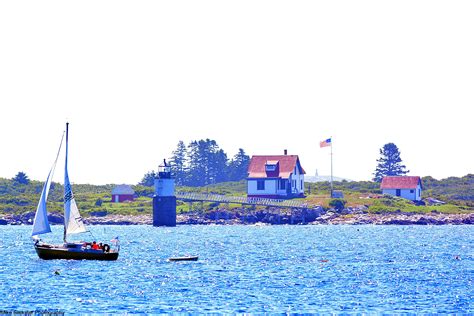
[
  {"left": 64, "top": 182, "right": 87, "bottom": 235},
  {"left": 64, "top": 123, "right": 87, "bottom": 236},
  {"left": 31, "top": 132, "right": 65, "bottom": 237}
]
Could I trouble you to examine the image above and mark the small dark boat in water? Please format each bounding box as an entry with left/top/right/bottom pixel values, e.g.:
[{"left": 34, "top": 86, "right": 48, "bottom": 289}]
[{"left": 168, "top": 256, "right": 199, "bottom": 262}]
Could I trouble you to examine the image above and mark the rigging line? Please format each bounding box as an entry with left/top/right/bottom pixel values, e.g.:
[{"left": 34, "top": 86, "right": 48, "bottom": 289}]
[
  {"left": 76, "top": 216, "right": 96, "bottom": 241},
  {"left": 50, "top": 131, "right": 66, "bottom": 184},
  {"left": 87, "top": 229, "right": 97, "bottom": 241},
  {"left": 77, "top": 218, "right": 97, "bottom": 241}
]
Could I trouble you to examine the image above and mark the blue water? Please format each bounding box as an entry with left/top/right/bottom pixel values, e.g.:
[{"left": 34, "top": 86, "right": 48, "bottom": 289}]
[{"left": 0, "top": 225, "right": 472, "bottom": 314}]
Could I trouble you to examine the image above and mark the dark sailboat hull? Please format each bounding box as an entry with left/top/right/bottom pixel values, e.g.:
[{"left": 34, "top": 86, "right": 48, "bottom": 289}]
[{"left": 35, "top": 245, "right": 119, "bottom": 261}]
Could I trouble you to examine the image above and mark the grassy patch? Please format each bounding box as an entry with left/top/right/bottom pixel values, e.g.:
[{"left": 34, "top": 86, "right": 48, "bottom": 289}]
[
  {"left": 367, "top": 196, "right": 466, "bottom": 214},
  {"left": 1, "top": 177, "right": 472, "bottom": 217}
]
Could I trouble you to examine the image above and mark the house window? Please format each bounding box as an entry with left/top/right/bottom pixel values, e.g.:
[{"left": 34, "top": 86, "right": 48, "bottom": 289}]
[
  {"left": 301, "top": 180, "right": 303, "bottom": 189},
  {"left": 265, "top": 164, "right": 276, "bottom": 171},
  {"left": 396, "top": 189, "right": 401, "bottom": 196},
  {"left": 410, "top": 190, "right": 414, "bottom": 193},
  {"left": 257, "top": 180, "right": 265, "bottom": 191},
  {"left": 279, "top": 179, "right": 286, "bottom": 190}
]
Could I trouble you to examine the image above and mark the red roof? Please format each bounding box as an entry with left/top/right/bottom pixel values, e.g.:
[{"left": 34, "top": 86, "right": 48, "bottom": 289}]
[
  {"left": 247, "top": 155, "right": 306, "bottom": 179},
  {"left": 380, "top": 176, "right": 421, "bottom": 189}
]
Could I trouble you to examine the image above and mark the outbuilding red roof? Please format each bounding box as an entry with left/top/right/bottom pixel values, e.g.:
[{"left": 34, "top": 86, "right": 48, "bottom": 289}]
[
  {"left": 380, "top": 176, "right": 421, "bottom": 189},
  {"left": 247, "top": 155, "right": 306, "bottom": 179}
]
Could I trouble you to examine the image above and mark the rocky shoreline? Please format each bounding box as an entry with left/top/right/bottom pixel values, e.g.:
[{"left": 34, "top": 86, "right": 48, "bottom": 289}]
[{"left": 1, "top": 208, "right": 473, "bottom": 225}]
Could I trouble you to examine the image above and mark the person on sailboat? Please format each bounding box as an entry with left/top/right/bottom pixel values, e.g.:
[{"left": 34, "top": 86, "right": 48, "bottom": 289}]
[{"left": 91, "top": 241, "right": 100, "bottom": 250}]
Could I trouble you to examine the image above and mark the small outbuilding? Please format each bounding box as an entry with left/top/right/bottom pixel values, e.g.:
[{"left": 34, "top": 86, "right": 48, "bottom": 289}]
[
  {"left": 380, "top": 176, "right": 422, "bottom": 201},
  {"left": 111, "top": 184, "right": 135, "bottom": 203},
  {"left": 247, "top": 151, "right": 306, "bottom": 199}
]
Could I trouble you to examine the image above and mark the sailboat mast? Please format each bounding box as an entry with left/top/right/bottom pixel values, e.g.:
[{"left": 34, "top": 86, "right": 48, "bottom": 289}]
[
  {"left": 63, "top": 122, "right": 69, "bottom": 243},
  {"left": 65, "top": 122, "right": 69, "bottom": 174},
  {"left": 63, "top": 122, "right": 87, "bottom": 240}
]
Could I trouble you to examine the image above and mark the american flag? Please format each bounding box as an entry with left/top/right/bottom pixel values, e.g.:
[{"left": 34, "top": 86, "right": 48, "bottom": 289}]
[{"left": 320, "top": 138, "right": 332, "bottom": 148}]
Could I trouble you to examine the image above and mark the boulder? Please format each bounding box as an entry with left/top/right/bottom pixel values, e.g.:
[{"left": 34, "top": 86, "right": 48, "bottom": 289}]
[
  {"left": 415, "top": 217, "right": 443, "bottom": 225},
  {"left": 21, "top": 212, "right": 36, "bottom": 223},
  {"left": 90, "top": 211, "right": 108, "bottom": 217},
  {"left": 48, "top": 213, "right": 64, "bottom": 224},
  {"left": 461, "top": 214, "right": 474, "bottom": 225}
]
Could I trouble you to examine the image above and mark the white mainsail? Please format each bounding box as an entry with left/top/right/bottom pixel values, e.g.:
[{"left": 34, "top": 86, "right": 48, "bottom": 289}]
[
  {"left": 64, "top": 123, "right": 87, "bottom": 238},
  {"left": 31, "top": 169, "right": 54, "bottom": 236},
  {"left": 31, "top": 133, "right": 64, "bottom": 237}
]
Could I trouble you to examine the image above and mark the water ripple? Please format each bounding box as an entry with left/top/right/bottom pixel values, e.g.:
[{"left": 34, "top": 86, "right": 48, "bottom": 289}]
[{"left": 0, "top": 225, "right": 472, "bottom": 313}]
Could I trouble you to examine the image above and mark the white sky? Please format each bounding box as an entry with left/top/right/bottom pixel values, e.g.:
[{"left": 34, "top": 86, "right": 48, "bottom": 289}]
[{"left": 0, "top": 1, "right": 473, "bottom": 185}]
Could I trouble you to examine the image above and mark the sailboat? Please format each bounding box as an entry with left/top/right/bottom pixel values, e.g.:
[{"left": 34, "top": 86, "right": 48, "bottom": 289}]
[{"left": 32, "top": 123, "right": 119, "bottom": 260}]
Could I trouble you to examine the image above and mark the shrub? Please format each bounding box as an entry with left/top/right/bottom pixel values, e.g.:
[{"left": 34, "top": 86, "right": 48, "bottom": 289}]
[
  {"left": 329, "top": 199, "right": 346, "bottom": 212},
  {"left": 95, "top": 198, "right": 103, "bottom": 207}
]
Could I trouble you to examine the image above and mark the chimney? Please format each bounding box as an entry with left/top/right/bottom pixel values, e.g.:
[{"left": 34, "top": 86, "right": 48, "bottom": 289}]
[{"left": 284, "top": 149, "right": 287, "bottom": 155}]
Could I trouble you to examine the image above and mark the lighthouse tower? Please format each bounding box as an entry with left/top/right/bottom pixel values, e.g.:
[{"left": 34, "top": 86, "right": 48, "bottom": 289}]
[{"left": 152, "top": 159, "right": 176, "bottom": 227}]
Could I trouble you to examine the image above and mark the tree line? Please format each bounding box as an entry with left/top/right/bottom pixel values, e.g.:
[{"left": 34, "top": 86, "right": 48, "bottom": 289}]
[
  {"left": 8, "top": 141, "right": 425, "bottom": 189},
  {"left": 10, "top": 141, "right": 412, "bottom": 188},
  {"left": 140, "top": 139, "right": 250, "bottom": 187},
  {"left": 139, "top": 141, "right": 408, "bottom": 186}
]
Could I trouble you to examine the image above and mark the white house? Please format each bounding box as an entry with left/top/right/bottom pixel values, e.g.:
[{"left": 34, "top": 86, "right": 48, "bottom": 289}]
[
  {"left": 247, "top": 152, "right": 306, "bottom": 198},
  {"left": 380, "top": 176, "right": 422, "bottom": 201}
]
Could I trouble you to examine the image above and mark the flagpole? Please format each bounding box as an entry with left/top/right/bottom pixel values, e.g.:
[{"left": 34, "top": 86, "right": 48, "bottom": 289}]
[{"left": 330, "top": 136, "right": 333, "bottom": 198}]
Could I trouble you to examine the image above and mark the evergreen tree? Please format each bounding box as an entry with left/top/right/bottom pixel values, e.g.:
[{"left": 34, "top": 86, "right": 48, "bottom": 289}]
[
  {"left": 209, "top": 149, "right": 228, "bottom": 184},
  {"left": 139, "top": 171, "right": 156, "bottom": 187},
  {"left": 12, "top": 171, "right": 30, "bottom": 185},
  {"left": 373, "top": 143, "right": 409, "bottom": 182},
  {"left": 228, "top": 148, "right": 250, "bottom": 181},
  {"left": 187, "top": 139, "right": 227, "bottom": 186},
  {"left": 187, "top": 140, "right": 208, "bottom": 186},
  {"left": 169, "top": 140, "right": 188, "bottom": 185},
  {"left": 167, "top": 139, "right": 249, "bottom": 187}
]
